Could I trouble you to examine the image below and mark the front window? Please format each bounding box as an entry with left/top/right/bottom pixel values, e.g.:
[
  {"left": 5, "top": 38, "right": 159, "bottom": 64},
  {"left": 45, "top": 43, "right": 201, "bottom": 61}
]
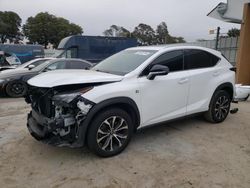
[
  {"left": 92, "top": 50, "right": 157, "bottom": 76},
  {"left": 152, "top": 50, "right": 184, "bottom": 72}
]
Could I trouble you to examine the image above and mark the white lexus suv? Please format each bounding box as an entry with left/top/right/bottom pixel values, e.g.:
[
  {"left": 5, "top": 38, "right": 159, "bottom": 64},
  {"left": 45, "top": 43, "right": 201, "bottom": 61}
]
[{"left": 25, "top": 45, "right": 235, "bottom": 157}]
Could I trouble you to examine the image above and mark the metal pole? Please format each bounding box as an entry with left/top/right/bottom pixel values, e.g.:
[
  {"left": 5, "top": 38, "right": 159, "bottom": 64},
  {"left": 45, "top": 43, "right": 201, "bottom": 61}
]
[{"left": 215, "top": 27, "right": 220, "bottom": 50}]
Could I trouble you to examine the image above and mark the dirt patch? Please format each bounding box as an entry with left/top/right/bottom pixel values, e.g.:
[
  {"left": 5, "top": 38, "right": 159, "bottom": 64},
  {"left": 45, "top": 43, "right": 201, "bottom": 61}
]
[{"left": 0, "top": 98, "right": 250, "bottom": 188}]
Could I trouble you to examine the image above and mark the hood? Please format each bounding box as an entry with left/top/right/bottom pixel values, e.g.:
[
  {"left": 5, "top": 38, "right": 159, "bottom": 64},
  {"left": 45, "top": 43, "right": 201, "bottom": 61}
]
[
  {"left": 0, "top": 68, "right": 37, "bottom": 79},
  {"left": 28, "top": 70, "right": 123, "bottom": 88}
]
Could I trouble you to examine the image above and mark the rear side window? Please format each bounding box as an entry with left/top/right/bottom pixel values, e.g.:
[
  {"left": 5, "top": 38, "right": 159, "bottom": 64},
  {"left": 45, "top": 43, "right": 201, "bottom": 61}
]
[
  {"left": 184, "top": 49, "right": 220, "bottom": 70},
  {"left": 152, "top": 50, "right": 184, "bottom": 72},
  {"left": 69, "top": 61, "right": 90, "bottom": 69}
]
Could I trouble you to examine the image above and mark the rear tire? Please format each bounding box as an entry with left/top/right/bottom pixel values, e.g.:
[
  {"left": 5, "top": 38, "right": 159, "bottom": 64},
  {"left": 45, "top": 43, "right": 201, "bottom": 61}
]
[
  {"left": 5, "top": 81, "right": 27, "bottom": 98},
  {"left": 87, "top": 108, "right": 133, "bottom": 157},
  {"left": 204, "top": 90, "right": 231, "bottom": 123}
]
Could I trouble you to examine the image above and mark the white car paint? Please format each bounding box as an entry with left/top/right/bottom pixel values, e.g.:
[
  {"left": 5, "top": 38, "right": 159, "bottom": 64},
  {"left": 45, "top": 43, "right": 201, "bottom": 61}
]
[
  {"left": 138, "top": 70, "right": 190, "bottom": 126},
  {"left": 28, "top": 70, "right": 123, "bottom": 88},
  {"left": 28, "top": 45, "right": 235, "bottom": 128},
  {"left": 186, "top": 62, "right": 234, "bottom": 115}
]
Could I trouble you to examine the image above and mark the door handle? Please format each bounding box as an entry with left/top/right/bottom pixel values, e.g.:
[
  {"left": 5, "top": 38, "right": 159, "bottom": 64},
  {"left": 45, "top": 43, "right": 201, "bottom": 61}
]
[{"left": 178, "top": 78, "right": 189, "bottom": 84}]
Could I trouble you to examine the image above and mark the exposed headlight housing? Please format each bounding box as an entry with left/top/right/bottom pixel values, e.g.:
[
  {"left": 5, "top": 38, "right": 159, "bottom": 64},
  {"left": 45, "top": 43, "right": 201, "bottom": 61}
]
[
  {"left": 52, "top": 87, "right": 94, "bottom": 107},
  {"left": 53, "top": 92, "right": 81, "bottom": 104}
]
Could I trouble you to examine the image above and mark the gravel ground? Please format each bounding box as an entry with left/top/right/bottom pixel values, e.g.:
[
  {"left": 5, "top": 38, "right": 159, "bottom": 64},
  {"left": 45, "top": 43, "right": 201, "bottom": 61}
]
[{"left": 0, "top": 98, "right": 250, "bottom": 188}]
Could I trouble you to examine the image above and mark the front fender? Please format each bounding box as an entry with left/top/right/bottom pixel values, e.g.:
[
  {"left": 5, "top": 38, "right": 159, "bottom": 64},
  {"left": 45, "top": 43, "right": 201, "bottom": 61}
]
[{"left": 77, "top": 97, "right": 141, "bottom": 147}]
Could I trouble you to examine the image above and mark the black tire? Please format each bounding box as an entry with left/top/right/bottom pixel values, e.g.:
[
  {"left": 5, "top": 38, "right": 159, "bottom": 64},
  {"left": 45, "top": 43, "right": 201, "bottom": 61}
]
[
  {"left": 204, "top": 90, "right": 231, "bottom": 123},
  {"left": 87, "top": 108, "right": 133, "bottom": 157},
  {"left": 5, "top": 81, "right": 27, "bottom": 97}
]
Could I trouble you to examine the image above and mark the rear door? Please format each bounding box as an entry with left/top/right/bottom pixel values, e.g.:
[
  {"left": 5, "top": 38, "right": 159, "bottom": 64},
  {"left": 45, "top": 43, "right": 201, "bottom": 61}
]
[{"left": 184, "top": 49, "right": 221, "bottom": 115}]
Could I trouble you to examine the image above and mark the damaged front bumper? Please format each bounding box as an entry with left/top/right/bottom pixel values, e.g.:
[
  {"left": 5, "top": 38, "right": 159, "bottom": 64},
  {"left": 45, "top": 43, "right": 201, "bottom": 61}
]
[{"left": 26, "top": 92, "right": 95, "bottom": 148}]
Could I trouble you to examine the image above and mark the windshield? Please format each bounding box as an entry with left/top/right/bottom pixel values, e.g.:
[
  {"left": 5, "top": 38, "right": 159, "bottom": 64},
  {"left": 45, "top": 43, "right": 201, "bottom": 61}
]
[{"left": 92, "top": 50, "right": 157, "bottom": 75}]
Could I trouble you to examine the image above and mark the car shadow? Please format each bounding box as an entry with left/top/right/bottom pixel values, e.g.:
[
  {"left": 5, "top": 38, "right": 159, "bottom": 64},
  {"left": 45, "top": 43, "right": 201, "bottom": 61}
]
[
  {"left": 134, "top": 116, "right": 205, "bottom": 140},
  {"left": 27, "top": 115, "right": 207, "bottom": 160}
]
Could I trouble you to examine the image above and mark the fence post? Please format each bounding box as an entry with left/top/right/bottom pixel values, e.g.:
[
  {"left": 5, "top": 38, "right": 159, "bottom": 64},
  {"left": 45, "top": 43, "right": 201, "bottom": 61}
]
[{"left": 215, "top": 27, "right": 220, "bottom": 50}]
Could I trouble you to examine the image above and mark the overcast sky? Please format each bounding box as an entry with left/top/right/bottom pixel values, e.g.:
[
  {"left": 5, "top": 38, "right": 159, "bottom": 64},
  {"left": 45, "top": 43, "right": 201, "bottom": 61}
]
[{"left": 0, "top": 0, "right": 240, "bottom": 42}]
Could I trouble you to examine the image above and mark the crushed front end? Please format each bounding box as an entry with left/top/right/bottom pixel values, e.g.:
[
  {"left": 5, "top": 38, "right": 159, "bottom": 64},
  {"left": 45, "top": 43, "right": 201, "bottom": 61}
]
[{"left": 25, "top": 85, "right": 95, "bottom": 148}]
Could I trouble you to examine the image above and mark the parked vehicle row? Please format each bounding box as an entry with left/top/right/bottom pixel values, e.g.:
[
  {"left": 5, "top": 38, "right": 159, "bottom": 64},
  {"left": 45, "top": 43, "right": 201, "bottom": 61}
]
[
  {"left": 24, "top": 45, "right": 236, "bottom": 157},
  {"left": 0, "top": 58, "right": 92, "bottom": 97},
  {"left": 1, "top": 58, "right": 55, "bottom": 72}
]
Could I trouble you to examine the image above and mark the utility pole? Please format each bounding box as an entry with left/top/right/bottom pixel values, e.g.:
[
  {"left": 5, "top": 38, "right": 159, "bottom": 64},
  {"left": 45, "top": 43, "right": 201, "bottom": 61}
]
[{"left": 215, "top": 27, "right": 220, "bottom": 50}]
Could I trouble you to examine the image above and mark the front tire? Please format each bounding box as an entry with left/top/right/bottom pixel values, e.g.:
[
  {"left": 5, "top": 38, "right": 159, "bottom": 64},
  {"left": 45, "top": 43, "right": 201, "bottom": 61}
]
[
  {"left": 5, "top": 81, "right": 27, "bottom": 97},
  {"left": 205, "top": 90, "right": 231, "bottom": 123},
  {"left": 87, "top": 108, "right": 133, "bottom": 157}
]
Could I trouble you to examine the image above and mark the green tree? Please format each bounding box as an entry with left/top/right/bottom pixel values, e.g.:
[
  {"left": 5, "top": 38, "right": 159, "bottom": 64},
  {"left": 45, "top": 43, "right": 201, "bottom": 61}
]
[
  {"left": 103, "top": 25, "right": 131, "bottom": 37},
  {"left": 132, "top": 23, "right": 157, "bottom": 45},
  {"left": 103, "top": 22, "right": 185, "bottom": 45},
  {"left": 156, "top": 22, "right": 186, "bottom": 44},
  {"left": 23, "top": 12, "right": 83, "bottom": 48},
  {"left": 156, "top": 22, "right": 170, "bottom": 44},
  {"left": 227, "top": 28, "right": 240, "bottom": 37},
  {"left": 0, "top": 11, "right": 22, "bottom": 43}
]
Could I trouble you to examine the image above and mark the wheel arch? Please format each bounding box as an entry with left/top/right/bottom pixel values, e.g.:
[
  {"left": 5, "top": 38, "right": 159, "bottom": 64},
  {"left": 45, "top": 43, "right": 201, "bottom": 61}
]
[
  {"left": 205, "top": 82, "right": 233, "bottom": 123},
  {"left": 83, "top": 97, "right": 141, "bottom": 136},
  {"left": 213, "top": 82, "right": 234, "bottom": 100}
]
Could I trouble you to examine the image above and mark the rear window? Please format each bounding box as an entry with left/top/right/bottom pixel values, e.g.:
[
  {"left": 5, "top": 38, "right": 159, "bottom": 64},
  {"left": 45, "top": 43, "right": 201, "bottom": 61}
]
[{"left": 184, "top": 49, "right": 220, "bottom": 70}]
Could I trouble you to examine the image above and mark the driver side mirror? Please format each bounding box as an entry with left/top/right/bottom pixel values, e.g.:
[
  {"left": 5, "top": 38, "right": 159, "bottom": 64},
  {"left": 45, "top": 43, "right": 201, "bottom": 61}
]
[
  {"left": 28, "top": 64, "right": 35, "bottom": 70},
  {"left": 147, "top": 64, "right": 170, "bottom": 80}
]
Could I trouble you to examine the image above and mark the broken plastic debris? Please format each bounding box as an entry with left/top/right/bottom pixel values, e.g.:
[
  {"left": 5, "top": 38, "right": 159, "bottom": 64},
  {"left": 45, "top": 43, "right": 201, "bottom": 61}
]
[{"left": 77, "top": 101, "right": 92, "bottom": 114}]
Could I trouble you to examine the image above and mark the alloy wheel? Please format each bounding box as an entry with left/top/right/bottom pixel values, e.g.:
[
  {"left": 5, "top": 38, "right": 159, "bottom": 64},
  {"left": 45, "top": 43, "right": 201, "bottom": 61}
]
[
  {"left": 96, "top": 116, "right": 129, "bottom": 152},
  {"left": 214, "top": 95, "right": 230, "bottom": 121}
]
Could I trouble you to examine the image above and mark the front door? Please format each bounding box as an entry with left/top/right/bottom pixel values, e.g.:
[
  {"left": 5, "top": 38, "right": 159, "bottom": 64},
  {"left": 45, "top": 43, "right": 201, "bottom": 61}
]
[{"left": 138, "top": 50, "right": 190, "bottom": 127}]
